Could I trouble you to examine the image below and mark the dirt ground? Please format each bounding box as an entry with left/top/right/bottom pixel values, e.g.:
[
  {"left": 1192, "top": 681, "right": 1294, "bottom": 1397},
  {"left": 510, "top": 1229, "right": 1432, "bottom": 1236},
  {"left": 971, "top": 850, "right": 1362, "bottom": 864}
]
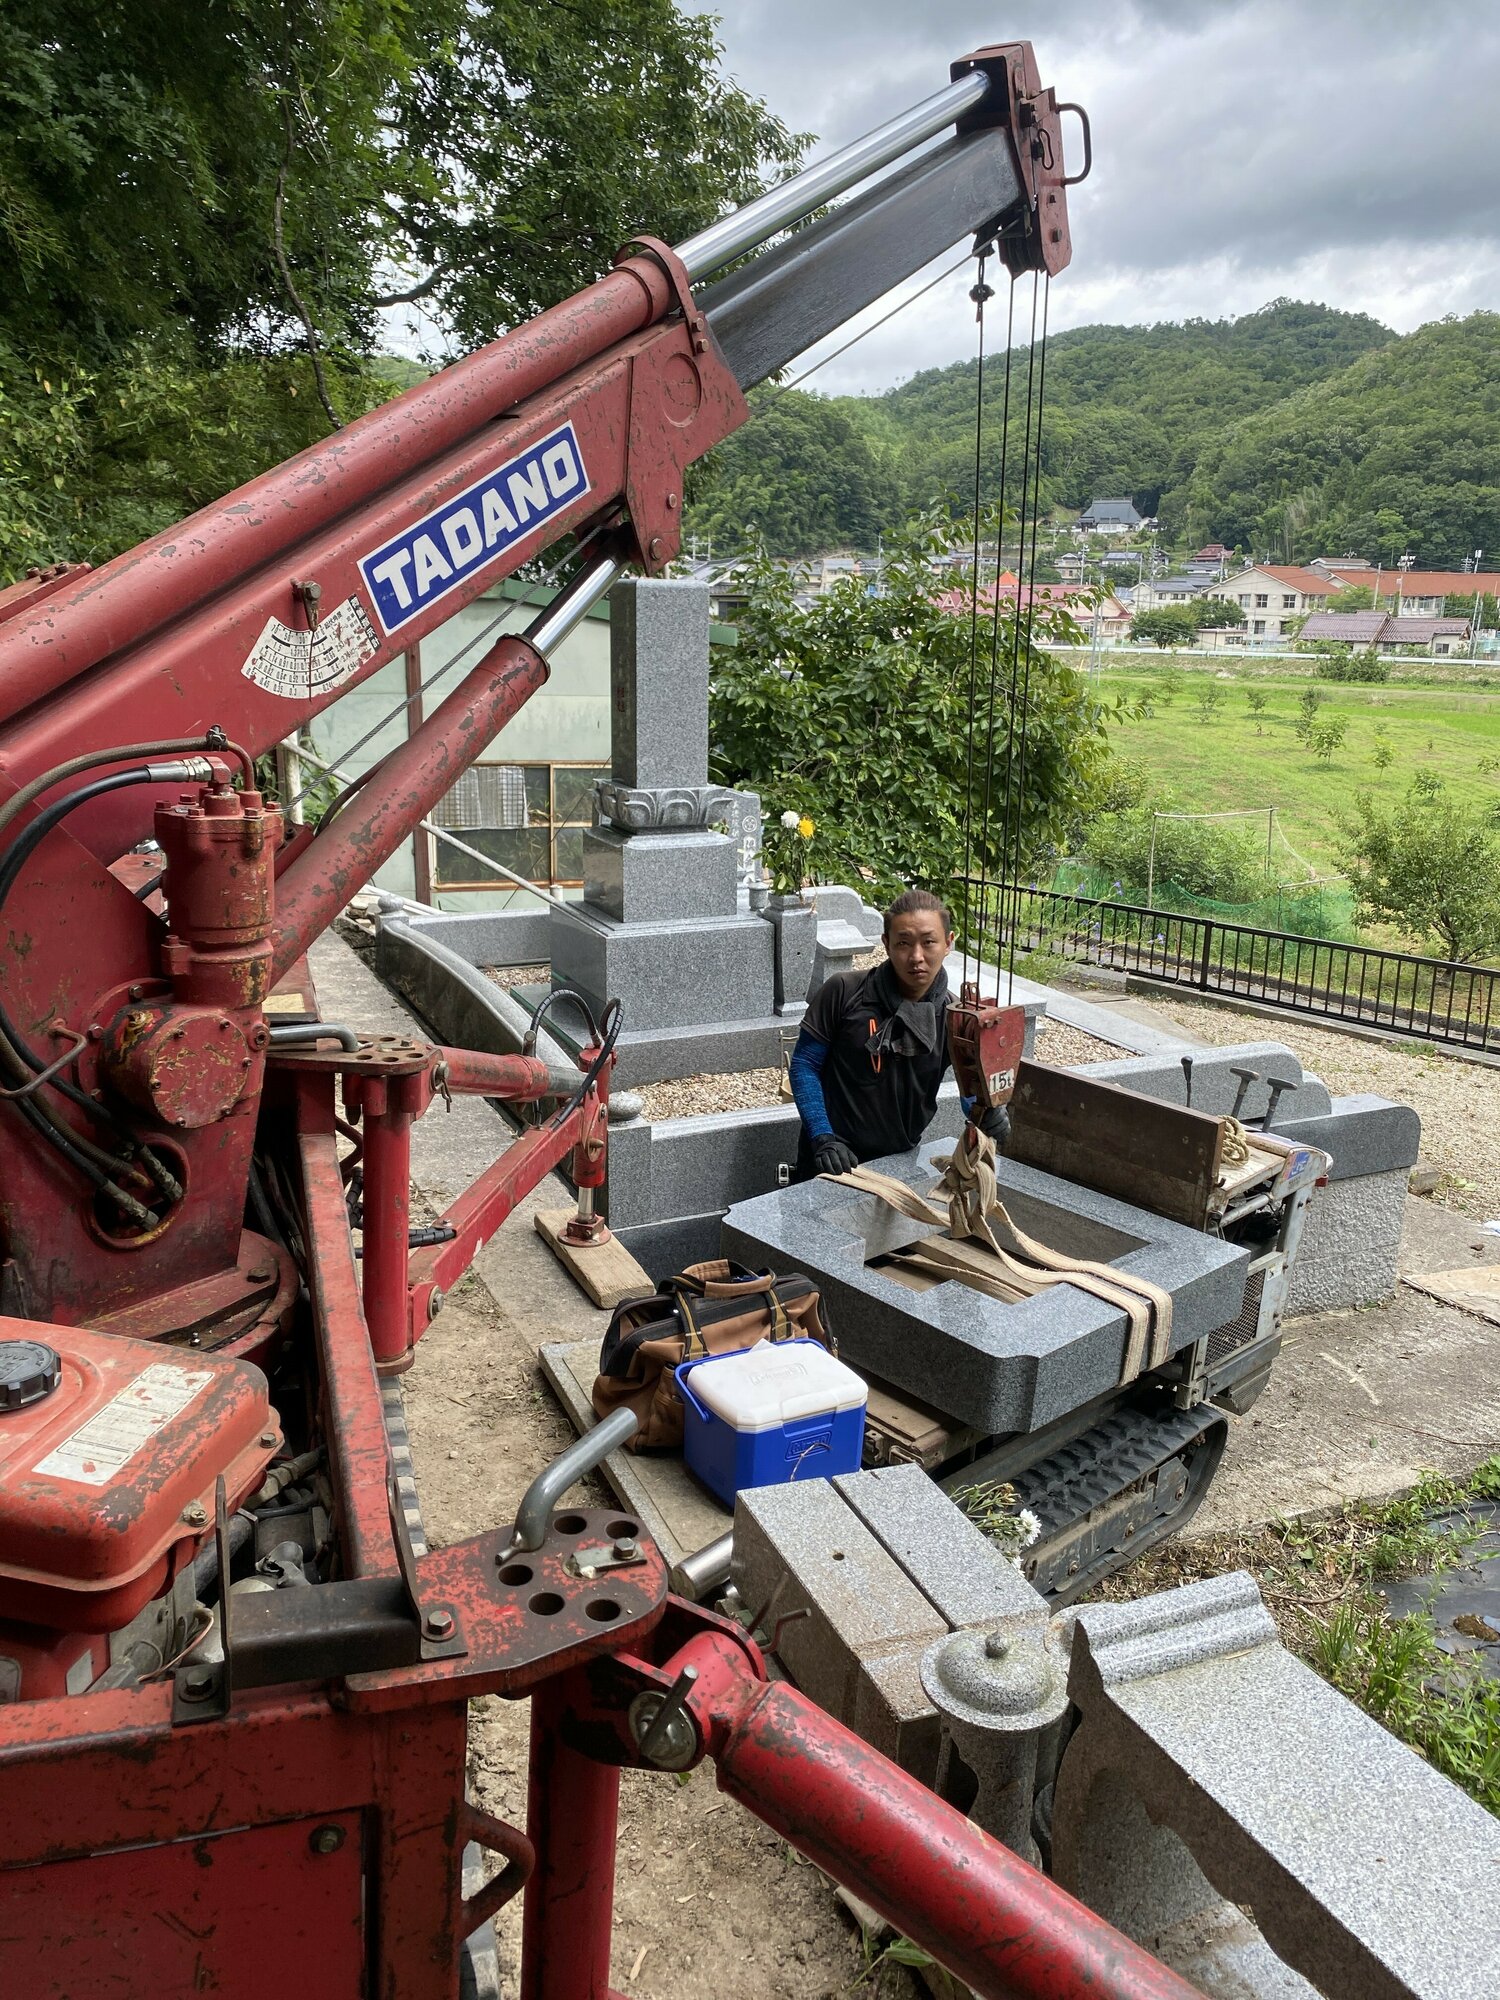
[{"left": 402, "top": 1269, "right": 907, "bottom": 2000}]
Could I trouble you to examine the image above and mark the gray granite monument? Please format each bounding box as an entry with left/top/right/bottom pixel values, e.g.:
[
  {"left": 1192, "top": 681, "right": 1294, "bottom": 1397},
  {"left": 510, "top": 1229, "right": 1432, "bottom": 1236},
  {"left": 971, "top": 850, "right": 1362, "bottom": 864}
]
[{"left": 543, "top": 577, "right": 799, "bottom": 1086}]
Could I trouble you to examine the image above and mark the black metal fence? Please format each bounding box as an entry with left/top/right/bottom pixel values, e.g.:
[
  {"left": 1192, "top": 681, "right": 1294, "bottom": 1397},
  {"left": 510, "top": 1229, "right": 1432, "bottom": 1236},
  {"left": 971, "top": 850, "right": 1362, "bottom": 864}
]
[{"left": 964, "top": 882, "right": 1500, "bottom": 1054}]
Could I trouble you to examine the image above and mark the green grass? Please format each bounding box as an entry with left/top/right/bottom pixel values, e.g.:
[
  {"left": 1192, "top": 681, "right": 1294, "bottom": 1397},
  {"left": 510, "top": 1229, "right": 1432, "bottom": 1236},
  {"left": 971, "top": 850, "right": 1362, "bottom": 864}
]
[{"left": 1088, "top": 664, "right": 1500, "bottom": 877}]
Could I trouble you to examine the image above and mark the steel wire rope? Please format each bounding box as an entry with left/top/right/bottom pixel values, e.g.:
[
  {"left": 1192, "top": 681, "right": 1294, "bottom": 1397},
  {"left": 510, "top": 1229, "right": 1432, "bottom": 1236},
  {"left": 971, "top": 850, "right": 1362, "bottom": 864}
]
[
  {"left": 960, "top": 245, "right": 994, "bottom": 923},
  {"left": 1006, "top": 274, "right": 1052, "bottom": 980},
  {"left": 993, "top": 274, "right": 1043, "bottom": 978},
  {"left": 968, "top": 286, "right": 1032, "bottom": 988}
]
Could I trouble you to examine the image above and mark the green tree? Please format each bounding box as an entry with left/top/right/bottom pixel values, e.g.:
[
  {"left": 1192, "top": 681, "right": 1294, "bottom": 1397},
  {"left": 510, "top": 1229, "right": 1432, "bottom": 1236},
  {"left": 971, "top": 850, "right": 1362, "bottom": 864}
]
[
  {"left": 1194, "top": 682, "right": 1226, "bottom": 721},
  {"left": 1247, "top": 688, "right": 1270, "bottom": 730},
  {"left": 1132, "top": 607, "right": 1199, "bottom": 648},
  {"left": 1295, "top": 685, "right": 1326, "bottom": 742},
  {"left": 0, "top": 0, "right": 802, "bottom": 573},
  {"left": 1084, "top": 802, "right": 1265, "bottom": 905},
  {"left": 690, "top": 389, "right": 902, "bottom": 556},
  {"left": 1338, "top": 773, "right": 1500, "bottom": 960},
  {"left": 1328, "top": 585, "right": 1377, "bottom": 611},
  {"left": 1192, "top": 594, "right": 1245, "bottom": 627},
  {"left": 1310, "top": 716, "right": 1348, "bottom": 764},
  {"left": 708, "top": 509, "right": 1114, "bottom": 907}
]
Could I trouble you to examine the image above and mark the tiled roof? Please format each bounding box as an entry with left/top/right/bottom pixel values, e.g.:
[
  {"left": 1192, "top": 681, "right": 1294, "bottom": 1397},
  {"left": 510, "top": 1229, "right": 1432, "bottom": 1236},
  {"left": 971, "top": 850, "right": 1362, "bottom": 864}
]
[
  {"left": 1322, "top": 567, "right": 1500, "bottom": 597},
  {"left": 1297, "top": 612, "right": 1390, "bottom": 643}
]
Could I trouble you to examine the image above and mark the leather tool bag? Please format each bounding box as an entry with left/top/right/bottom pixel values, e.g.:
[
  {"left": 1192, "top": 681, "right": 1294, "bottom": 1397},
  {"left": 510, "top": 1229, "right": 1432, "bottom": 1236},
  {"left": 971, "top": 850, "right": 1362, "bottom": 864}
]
[{"left": 591, "top": 1259, "right": 830, "bottom": 1452}]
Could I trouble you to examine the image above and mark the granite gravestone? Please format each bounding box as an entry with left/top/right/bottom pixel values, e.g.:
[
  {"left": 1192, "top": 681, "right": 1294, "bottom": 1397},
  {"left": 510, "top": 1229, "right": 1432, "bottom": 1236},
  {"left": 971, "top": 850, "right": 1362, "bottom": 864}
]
[{"left": 544, "top": 578, "right": 793, "bottom": 1085}]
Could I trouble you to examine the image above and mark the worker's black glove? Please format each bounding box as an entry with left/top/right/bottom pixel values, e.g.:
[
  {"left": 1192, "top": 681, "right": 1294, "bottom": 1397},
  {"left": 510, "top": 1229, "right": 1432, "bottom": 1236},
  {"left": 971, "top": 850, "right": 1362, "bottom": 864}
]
[
  {"left": 814, "top": 1136, "right": 860, "bottom": 1176},
  {"left": 976, "top": 1104, "right": 1011, "bottom": 1150}
]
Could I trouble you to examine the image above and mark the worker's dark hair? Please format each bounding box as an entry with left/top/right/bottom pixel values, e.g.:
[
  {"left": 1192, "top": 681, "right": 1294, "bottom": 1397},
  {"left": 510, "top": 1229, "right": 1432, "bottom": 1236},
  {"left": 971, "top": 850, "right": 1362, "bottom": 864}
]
[{"left": 883, "top": 888, "right": 954, "bottom": 937}]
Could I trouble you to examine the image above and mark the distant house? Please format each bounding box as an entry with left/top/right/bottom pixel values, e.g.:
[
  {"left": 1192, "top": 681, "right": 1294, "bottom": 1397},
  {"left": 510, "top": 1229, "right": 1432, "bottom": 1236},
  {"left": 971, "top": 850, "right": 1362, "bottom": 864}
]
[
  {"left": 1210, "top": 564, "right": 1340, "bottom": 641},
  {"left": 1130, "top": 573, "right": 1217, "bottom": 613},
  {"left": 1311, "top": 563, "right": 1500, "bottom": 617},
  {"left": 935, "top": 573, "right": 1132, "bottom": 645},
  {"left": 1185, "top": 543, "right": 1232, "bottom": 577},
  {"left": 1076, "top": 497, "right": 1144, "bottom": 535},
  {"left": 1298, "top": 612, "right": 1471, "bottom": 656}
]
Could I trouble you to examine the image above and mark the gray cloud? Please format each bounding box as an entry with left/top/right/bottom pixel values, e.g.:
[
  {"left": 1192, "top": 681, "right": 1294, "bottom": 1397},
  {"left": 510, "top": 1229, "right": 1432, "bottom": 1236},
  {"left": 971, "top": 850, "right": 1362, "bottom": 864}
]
[{"left": 695, "top": 0, "right": 1500, "bottom": 388}]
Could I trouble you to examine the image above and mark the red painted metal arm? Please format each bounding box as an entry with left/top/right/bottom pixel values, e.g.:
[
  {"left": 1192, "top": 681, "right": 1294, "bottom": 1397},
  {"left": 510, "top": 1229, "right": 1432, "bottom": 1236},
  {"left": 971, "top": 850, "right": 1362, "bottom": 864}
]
[{"left": 674, "top": 1630, "right": 1200, "bottom": 2000}]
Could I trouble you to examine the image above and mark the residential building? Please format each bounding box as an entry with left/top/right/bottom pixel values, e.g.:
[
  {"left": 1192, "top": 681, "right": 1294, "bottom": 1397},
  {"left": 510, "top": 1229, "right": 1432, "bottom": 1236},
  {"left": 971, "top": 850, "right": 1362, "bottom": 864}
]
[
  {"left": 1076, "top": 496, "right": 1144, "bottom": 534},
  {"left": 936, "top": 573, "right": 1132, "bottom": 644},
  {"left": 1298, "top": 612, "right": 1471, "bottom": 656},
  {"left": 1129, "top": 573, "right": 1218, "bottom": 614},
  {"left": 1311, "top": 562, "right": 1500, "bottom": 617},
  {"left": 1184, "top": 543, "right": 1232, "bottom": 577},
  {"left": 1209, "top": 564, "right": 1340, "bottom": 641}
]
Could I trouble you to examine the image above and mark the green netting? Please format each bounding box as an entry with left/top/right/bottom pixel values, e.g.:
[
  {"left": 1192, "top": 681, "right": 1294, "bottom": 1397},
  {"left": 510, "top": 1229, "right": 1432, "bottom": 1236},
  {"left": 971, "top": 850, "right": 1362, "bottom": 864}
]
[{"left": 1050, "top": 861, "right": 1359, "bottom": 940}]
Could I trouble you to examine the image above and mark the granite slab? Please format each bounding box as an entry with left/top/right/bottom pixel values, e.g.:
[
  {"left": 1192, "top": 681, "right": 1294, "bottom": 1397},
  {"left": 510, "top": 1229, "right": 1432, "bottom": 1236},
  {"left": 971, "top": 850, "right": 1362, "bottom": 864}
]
[{"left": 723, "top": 1141, "right": 1248, "bottom": 1434}]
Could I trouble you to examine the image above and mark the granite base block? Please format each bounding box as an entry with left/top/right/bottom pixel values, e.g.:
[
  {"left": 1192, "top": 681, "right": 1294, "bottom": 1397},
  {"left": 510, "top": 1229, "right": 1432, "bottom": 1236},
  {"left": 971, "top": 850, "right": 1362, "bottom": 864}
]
[
  {"left": 614, "top": 1213, "right": 724, "bottom": 1281},
  {"left": 1287, "top": 1166, "right": 1409, "bottom": 1316},
  {"left": 583, "top": 826, "right": 738, "bottom": 923},
  {"left": 723, "top": 1143, "right": 1248, "bottom": 1434},
  {"left": 548, "top": 905, "right": 775, "bottom": 1031}
]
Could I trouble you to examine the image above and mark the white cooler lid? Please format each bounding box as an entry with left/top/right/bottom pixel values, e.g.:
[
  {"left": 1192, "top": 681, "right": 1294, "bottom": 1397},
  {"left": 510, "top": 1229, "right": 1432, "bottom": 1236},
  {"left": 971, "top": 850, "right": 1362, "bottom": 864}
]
[{"left": 687, "top": 1340, "right": 867, "bottom": 1431}]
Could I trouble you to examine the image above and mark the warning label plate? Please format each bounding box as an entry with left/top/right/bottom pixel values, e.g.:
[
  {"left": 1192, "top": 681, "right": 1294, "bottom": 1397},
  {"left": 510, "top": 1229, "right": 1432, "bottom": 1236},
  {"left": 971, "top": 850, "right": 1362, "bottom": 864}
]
[
  {"left": 33, "top": 1362, "right": 215, "bottom": 1488},
  {"left": 240, "top": 596, "right": 380, "bottom": 699}
]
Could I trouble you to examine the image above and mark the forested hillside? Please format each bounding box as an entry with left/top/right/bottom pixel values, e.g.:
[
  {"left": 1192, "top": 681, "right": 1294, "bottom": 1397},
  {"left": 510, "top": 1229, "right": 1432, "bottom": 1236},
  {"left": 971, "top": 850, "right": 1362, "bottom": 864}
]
[
  {"left": 1172, "top": 312, "right": 1500, "bottom": 565},
  {"left": 687, "top": 299, "right": 1500, "bottom": 559}
]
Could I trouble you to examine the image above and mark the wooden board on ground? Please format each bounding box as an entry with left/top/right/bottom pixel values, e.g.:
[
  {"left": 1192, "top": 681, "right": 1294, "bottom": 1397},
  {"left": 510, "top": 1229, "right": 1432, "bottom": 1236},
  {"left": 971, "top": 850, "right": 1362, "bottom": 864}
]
[
  {"left": 533, "top": 1209, "right": 655, "bottom": 1309},
  {"left": 539, "top": 1336, "right": 730, "bottom": 1568},
  {"left": 1403, "top": 1264, "right": 1500, "bottom": 1328},
  {"left": 1008, "top": 1059, "right": 1225, "bottom": 1229}
]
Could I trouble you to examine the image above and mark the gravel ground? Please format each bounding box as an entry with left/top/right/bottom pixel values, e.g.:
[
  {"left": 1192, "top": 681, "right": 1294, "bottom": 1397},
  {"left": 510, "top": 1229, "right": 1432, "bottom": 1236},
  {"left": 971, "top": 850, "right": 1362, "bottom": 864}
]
[
  {"left": 1145, "top": 994, "right": 1500, "bottom": 1220},
  {"left": 1033, "top": 1019, "right": 1129, "bottom": 1066},
  {"left": 637, "top": 1066, "right": 787, "bottom": 1118},
  {"left": 484, "top": 962, "right": 548, "bottom": 993}
]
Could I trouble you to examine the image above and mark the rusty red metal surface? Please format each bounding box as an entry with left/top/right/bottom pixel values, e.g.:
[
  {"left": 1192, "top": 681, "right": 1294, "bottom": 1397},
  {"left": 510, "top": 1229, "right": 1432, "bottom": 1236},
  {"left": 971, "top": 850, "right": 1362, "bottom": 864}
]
[
  {"left": 643, "top": 1629, "right": 1202, "bottom": 2000},
  {"left": 0, "top": 1320, "right": 276, "bottom": 1631}
]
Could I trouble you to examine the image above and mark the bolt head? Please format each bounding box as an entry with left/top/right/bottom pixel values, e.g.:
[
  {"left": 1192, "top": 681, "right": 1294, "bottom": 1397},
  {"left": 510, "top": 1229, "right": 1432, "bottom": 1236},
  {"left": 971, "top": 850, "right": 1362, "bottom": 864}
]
[
  {"left": 258, "top": 1429, "right": 278, "bottom": 1449},
  {"left": 309, "top": 1823, "right": 345, "bottom": 1855},
  {"left": 424, "top": 1608, "right": 455, "bottom": 1640},
  {"left": 612, "top": 1536, "right": 639, "bottom": 1559},
  {"left": 181, "top": 1668, "right": 215, "bottom": 1701},
  {"left": 248, "top": 1266, "right": 274, "bottom": 1284},
  {"left": 427, "top": 1289, "right": 445, "bottom": 1322},
  {"left": 181, "top": 1502, "right": 208, "bottom": 1527}
]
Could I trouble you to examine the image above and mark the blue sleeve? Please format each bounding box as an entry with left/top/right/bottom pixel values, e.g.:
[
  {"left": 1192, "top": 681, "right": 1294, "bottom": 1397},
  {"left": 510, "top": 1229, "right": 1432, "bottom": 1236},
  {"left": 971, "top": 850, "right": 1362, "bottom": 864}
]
[{"left": 789, "top": 1030, "right": 835, "bottom": 1143}]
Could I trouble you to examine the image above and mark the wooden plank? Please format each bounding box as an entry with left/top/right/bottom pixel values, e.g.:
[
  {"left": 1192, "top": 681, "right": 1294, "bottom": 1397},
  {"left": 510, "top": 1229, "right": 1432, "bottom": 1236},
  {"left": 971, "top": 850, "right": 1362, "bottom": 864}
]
[
  {"left": 1007, "top": 1060, "right": 1225, "bottom": 1229},
  {"left": 533, "top": 1209, "right": 655, "bottom": 1309},
  {"left": 539, "top": 1337, "right": 730, "bottom": 1568},
  {"left": 1403, "top": 1265, "right": 1500, "bottom": 1328}
]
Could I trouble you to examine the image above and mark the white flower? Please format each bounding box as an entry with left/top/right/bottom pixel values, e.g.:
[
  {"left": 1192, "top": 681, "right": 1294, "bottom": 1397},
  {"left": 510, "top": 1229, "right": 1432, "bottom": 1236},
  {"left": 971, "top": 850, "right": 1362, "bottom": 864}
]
[
  {"left": 1016, "top": 1508, "right": 1042, "bottom": 1548},
  {"left": 780, "top": 808, "right": 800, "bottom": 829}
]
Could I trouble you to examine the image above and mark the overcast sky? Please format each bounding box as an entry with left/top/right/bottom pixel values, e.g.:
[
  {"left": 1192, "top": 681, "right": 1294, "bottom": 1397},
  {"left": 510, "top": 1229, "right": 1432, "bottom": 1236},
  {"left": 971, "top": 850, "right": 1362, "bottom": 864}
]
[{"left": 690, "top": 0, "right": 1500, "bottom": 395}]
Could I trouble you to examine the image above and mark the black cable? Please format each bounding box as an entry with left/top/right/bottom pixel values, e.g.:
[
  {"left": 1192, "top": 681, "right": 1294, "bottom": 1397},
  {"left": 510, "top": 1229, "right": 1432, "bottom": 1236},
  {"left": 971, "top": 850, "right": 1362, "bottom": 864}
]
[{"left": 547, "top": 996, "right": 623, "bottom": 1132}]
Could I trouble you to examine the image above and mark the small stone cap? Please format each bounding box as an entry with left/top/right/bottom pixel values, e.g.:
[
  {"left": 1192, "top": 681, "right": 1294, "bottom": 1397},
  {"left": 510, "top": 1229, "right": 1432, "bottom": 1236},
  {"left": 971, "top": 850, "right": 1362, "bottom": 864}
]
[
  {"left": 0, "top": 1338, "right": 61, "bottom": 1411},
  {"left": 921, "top": 1623, "right": 1067, "bottom": 1733}
]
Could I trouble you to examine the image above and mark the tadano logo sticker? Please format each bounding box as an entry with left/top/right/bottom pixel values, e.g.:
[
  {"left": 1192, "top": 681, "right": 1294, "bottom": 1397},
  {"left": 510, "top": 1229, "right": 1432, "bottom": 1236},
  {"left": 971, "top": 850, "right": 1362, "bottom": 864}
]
[{"left": 358, "top": 423, "right": 590, "bottom": 635}]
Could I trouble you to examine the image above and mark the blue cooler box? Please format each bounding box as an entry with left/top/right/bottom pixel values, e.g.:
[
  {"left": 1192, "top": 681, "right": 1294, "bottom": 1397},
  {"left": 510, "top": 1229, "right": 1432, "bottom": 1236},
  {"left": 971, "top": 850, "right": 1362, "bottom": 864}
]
[{"left": 675, "top": 1338, "right": 867, "bottom": 1508}]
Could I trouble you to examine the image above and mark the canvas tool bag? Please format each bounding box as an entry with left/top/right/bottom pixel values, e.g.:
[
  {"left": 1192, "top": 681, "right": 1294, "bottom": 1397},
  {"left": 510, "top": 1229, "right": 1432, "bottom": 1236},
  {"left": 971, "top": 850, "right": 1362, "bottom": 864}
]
[{"left": 591, "top": 1259, "right": 830, "bottom": 1452}]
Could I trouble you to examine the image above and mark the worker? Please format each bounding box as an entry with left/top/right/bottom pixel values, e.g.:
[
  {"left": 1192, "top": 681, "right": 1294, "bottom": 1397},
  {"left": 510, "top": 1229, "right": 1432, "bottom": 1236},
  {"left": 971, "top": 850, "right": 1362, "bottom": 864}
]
[{"left": 788, "top": 887, "right": 1010, "bottom": 1180}]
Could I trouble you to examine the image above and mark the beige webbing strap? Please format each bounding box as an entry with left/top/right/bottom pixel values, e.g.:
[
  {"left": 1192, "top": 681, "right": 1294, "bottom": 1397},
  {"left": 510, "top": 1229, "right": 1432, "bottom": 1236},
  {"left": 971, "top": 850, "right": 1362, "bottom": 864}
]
[{"left": 827, "top": 1137, "right": 1174, "bottom": 1382}]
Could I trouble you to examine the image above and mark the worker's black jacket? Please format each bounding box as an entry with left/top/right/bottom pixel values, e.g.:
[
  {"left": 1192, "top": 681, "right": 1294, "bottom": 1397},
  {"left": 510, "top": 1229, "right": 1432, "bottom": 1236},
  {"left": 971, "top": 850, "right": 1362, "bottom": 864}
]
[{"left": 796, "top": 961, "right": 953, "bottom": 1172}]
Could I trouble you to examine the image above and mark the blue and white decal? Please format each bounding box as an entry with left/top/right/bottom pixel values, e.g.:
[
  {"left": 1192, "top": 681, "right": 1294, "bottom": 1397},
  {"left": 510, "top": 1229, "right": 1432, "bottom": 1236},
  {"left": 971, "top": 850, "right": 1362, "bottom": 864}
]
[{"left": 358, "top": 422, "right": 591, "bottom": 635}]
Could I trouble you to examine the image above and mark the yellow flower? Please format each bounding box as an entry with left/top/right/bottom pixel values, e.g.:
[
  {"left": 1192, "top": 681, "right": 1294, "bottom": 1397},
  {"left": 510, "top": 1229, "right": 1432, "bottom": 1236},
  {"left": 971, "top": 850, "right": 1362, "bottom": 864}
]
[{"left": 798, "top": 816, "right": 815, "bottom": 839}]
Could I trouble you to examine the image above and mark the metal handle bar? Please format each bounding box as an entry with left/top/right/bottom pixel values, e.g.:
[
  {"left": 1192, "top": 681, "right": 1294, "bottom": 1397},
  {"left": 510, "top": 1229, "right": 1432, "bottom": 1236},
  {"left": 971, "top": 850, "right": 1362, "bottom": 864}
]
[{"left": 500, "top": 1406, "right": 639, "bottom": 1558}]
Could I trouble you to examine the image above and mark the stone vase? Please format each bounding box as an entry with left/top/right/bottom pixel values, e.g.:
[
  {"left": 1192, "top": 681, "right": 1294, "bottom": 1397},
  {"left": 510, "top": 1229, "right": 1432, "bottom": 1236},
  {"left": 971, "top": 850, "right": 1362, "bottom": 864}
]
[{"left": 765, "top": 893, "right": 817, "bottom": 1010}]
